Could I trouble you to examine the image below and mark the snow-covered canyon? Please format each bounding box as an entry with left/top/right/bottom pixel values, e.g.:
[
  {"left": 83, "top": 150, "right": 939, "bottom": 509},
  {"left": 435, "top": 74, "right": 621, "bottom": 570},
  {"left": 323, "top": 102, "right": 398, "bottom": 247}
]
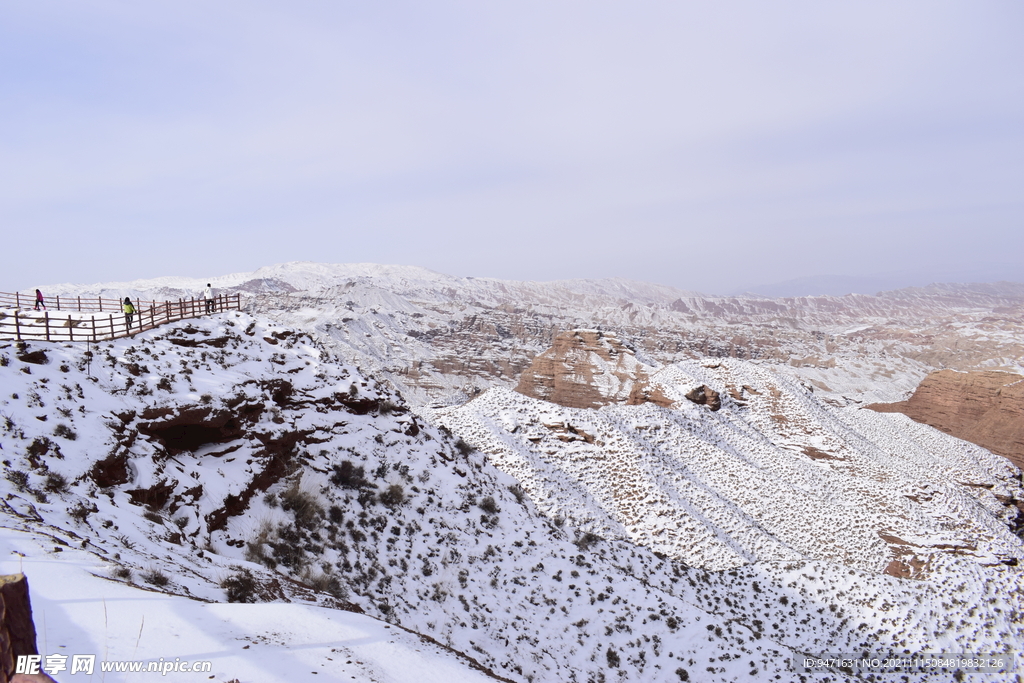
[{"left": 2, "top": 262, "right": 1022, "bottom": 682}]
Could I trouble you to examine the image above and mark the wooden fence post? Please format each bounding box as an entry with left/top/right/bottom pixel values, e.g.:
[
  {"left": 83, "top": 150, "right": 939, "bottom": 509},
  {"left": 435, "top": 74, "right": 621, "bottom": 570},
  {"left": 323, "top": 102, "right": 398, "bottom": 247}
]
[
  {"left": 68, "top": 316, "right": 73, "bottom": 342},
  {"left": 44, "top": 311, "right": 50, "bottom": 342},
  {"left": 77, "top": 295, "right": 82, "bottom": 312},
  {"left": 15, "top": 292, "right": 20, "bottom": 308},
  {"left": 14, "top": 310, "right": 21, "bottom": 341}
]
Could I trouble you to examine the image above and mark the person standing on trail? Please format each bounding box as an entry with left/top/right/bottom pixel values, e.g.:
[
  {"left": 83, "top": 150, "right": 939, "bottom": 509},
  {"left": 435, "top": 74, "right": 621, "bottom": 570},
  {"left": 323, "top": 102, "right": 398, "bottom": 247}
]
[
  {"left": 123, "top": 297, "right": 136, "bottom": 330},
  {"left": 203, "top": 283, "right": 214, "bottom": 313},
  {"left": 34, "top": 289, "right": 46, "bottom": 311}
]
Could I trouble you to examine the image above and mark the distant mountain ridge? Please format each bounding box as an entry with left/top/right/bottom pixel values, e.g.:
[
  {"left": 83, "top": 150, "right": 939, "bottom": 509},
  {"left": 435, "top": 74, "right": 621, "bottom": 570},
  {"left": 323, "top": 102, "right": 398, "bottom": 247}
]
[
  {"left": 31, "top": 261, "right": 706, "bottom": 305},
  {"left": 738, "top": 266, "right": 1024, "bottom": 298},
  {"left": 25, "top": 261, "right": 1024, "bottom": 411},
  {"left": 37, "top": 260, "right": 1016, "bottom": 399}
]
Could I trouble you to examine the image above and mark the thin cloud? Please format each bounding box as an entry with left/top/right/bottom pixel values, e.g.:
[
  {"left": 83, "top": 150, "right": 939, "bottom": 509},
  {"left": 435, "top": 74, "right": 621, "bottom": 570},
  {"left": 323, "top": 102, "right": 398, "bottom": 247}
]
[{"left": 1, "top": 1, "right": 1021, "bottom": 291}]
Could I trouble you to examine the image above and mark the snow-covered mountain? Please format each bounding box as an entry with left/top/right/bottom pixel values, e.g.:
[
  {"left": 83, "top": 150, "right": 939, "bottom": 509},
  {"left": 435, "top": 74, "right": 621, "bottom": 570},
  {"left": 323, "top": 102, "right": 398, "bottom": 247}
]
[
  {"left": 32, "top": 262, "right": 1024, "bottom": 412},
  {"left": 38, "top": 261, "right": 1024, "bottom": 410},
  {"left": 6, "top": 263, "right": 1024, "bottom": 681},
  {"left": 2, "top": 314, "right": 1022, "bottom": 681}
]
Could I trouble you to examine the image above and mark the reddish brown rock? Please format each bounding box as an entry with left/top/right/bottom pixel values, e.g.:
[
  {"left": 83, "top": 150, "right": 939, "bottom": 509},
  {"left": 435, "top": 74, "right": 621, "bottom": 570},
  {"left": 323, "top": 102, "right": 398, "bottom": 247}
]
[
  {"left": 684, "top": 385, "right": 722, "bottom": 411},
  {"left": 625, "top": 383, "right": 675, "bottom": 408},
  {"left": 515, "top": 330, "right": 668, "bottom": 409},
  {"left": 867, "top": 370, "right": 1024, "bottom": 469},
  {"left": 0, "top": 573, "right": 41, "bottom": 683}
]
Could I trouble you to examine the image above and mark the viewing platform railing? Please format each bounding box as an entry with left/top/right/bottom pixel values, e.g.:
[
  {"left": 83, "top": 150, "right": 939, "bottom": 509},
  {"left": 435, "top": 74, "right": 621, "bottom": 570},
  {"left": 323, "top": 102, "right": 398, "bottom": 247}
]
[{"left": 0, "top": 292, "right": 242, "bottom": 342}]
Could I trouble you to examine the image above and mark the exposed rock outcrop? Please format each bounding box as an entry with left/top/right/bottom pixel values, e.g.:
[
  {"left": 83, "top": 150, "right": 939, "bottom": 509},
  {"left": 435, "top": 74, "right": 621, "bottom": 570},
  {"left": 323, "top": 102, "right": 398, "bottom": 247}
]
[
  {"left": 0, "top": 574, "right": 40, "bottom": 683},
  {"left": 514, "top": 330, "right": 670, "bottom": 409},
  {"left": 868, "top": 370, "right": 1024, "bottom": 469},
  {"left": 684, "top": 384, "right": 722, "bottom": 411}
]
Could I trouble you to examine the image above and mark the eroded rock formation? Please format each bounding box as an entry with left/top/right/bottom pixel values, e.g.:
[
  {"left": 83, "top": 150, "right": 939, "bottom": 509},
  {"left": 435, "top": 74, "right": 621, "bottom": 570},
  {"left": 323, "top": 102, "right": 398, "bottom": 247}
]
[
  {"left": 514, "top": 330, "right": 669, "bottom": 409},
  {"left": 684, "top": 384, "right": 722, "bottom": 411},
  {"left": 868, "top": 370, "right": 1024, "bottom": 469},
  {"left": 0, "top": 574, "right": 40, "bottom": 683}
]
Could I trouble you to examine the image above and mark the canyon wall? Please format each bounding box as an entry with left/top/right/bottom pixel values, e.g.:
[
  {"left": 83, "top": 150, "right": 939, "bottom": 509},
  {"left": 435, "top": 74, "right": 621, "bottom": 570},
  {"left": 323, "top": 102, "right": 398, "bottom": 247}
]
[{"left": 868, "top": 370, "right": 1024, "bottom": 469}]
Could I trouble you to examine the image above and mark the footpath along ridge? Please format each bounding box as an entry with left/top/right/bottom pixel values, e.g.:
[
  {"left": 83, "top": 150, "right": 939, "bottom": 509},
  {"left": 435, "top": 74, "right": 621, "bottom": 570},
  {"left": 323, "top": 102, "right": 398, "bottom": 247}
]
[{"left": 0, "top": 291, "right": 242, "bottom": 342}]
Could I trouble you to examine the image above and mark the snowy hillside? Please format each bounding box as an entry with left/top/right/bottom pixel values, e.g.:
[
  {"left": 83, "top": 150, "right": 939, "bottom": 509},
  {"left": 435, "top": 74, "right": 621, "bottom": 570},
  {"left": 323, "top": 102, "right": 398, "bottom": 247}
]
[
  {"left": 0, "top": 526, "right": 501, "bottom": 683},
  {"left": 28, "top": 262, "right": 1024, "bottom": 410},
  {"left": 432, "top": 359, "right": 1024, "bottom": 573},
  {"left": 3, "top": 315, "right": 1021, "bottom": 681}
]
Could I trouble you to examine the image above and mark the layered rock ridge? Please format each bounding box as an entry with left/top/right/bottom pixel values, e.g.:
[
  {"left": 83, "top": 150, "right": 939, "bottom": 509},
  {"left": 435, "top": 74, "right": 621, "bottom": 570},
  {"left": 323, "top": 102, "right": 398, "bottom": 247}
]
[
  {"left": 868, "top": 370, "right": 1024, "bottom": 469},
  {"left": 514, "top": 329, "right": 672, "bottom": 409}
]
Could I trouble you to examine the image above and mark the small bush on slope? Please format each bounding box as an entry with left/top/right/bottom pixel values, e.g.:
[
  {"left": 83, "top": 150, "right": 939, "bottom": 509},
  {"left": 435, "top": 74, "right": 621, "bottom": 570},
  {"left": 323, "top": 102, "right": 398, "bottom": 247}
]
[{"left": 221, "top": 569, "right": 258, "bottom": 603}]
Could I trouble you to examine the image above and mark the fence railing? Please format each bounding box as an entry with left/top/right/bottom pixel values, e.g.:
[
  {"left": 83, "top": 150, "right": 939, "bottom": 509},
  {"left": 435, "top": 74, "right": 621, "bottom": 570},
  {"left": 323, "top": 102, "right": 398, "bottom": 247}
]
[{"left": 0, "top": 293, "right": 242, "bottom": 342}]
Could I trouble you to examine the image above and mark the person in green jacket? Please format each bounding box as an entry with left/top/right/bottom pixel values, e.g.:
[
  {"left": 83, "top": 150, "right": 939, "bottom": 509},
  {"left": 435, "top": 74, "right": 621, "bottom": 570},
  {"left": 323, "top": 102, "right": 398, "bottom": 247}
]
[{"left": 123, "top": 297, "right": 136, "bottom": 330}]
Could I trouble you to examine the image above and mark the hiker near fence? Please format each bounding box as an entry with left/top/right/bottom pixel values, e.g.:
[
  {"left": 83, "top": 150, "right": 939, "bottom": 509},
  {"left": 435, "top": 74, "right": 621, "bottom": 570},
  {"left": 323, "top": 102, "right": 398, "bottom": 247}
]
[
  {"left": 123, "top": 298, "right": 136, "bottom": 330},
  {"left": 0, "top": 291, "right": 243, "bottom": 342}
]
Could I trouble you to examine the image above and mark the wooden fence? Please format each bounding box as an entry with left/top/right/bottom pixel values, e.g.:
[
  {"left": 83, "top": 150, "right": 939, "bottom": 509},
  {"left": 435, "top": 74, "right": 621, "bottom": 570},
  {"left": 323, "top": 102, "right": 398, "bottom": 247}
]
[{"left": 0, "top": 293, "right": 242, "bottom": 342}]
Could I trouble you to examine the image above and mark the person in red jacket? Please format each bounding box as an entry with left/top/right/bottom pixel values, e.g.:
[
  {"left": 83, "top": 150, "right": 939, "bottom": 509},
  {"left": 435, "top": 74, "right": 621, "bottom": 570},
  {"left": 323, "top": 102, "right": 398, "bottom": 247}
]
[{"left": 34, "top": 289, "right": 45, "bottom": 311}]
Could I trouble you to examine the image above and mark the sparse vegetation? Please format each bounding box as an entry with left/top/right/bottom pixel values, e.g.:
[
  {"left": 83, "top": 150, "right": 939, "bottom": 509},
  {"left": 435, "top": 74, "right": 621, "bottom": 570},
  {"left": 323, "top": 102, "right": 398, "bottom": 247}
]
[
  {"left": 575, "top": 531, "right": 602, "bottom": 551},
  {"left": 143, "top": 511, "right": 163, "bottom": 524},
  {"left": 0, "top": 308, "right": 1011, "bottom": 683},
  {"left": 508, "top": 483, "right": 527, "bottom": 504},
  {"left": 44, "top": 472, "right": 68, "bottom": 493},
  {"left": 280, "top": 480, "right": 323, "bottom": 529},
  {"left": 52, "top": 423, "right": 77, "bottom": 440},
  {"left": 378, "top": 484, "right": 405, "bottom": 508},
  {"left": 222, "top": 568, "right": 259, "bottom": 603},
  {"left": 330, "top": 460, "right": 368, "bottom": 489},
  {"left": 5, "top": 470, "right": 28, "bottom": 492},
  {"left": 143, "top": 568, "right": 169, "bottom": 587}
]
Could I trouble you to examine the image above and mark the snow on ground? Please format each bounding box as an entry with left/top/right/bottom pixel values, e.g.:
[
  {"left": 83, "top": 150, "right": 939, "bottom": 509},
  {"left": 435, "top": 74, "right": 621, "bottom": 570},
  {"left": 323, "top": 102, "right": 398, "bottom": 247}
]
[
  {"left": 432, "top": 357, "right": 1024, "bottom": 574},
  {"left": 25, "top": 261, "right": 1024, "bottom": 411},
  {"left": 0, "top": 527, "right": 496, "bottom": 683},
  {"left": 2, "top": 310, "right": 1022, "bottom": 682}
]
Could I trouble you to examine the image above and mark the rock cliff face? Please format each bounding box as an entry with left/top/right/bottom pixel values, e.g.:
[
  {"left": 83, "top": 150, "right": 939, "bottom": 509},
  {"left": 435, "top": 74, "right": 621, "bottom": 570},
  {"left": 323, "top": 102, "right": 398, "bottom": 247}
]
[
  {"left": 868, "top": 370, "right": 1024, "bottom": 469},
  {"left": 0, "top": 574, "right": 39, "bottom": 683},
  {"left": 513, "top": 330, "right": 670, "bottom": 409}
]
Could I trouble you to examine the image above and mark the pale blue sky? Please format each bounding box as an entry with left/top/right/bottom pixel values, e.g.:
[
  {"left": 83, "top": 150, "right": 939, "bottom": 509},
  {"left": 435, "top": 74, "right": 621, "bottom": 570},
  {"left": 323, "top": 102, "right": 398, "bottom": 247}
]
[{"left": 2, "top": 1, "right": 1022, "bottom": 295}]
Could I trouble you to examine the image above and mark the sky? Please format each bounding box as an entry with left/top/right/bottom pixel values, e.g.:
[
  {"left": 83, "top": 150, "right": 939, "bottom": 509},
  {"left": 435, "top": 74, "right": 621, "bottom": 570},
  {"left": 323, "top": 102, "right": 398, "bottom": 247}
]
[{"left": 2, "top": 1, "right": 1023, "bottom": 295}]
